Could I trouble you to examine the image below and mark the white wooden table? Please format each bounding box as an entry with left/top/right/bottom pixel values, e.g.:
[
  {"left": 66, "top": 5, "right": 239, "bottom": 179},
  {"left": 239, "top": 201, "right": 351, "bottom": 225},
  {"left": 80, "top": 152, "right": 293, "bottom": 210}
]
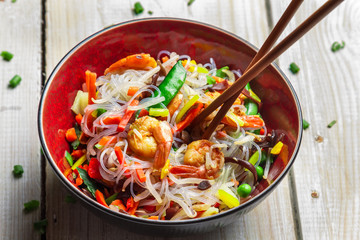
[{"left": 1, "top": 0, "right": 359, "bottom": 239}]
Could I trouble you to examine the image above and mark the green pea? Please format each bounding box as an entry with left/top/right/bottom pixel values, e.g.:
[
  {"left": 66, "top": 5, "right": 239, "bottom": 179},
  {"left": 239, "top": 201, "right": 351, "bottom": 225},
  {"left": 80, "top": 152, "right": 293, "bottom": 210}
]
[
  {"left": 237, "top": 183, "right": 252, "bottom": 198},
  {"left": 256, "top": 166, "right": 264, "bottom": 180}
]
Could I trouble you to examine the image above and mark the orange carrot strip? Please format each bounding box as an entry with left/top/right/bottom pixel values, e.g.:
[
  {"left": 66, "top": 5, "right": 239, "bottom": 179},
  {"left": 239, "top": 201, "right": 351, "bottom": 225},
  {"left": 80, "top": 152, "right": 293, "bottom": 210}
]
[
  {"left": 85, "top": 70, "right": 97, "bottom": 104},
  {"left": 95, "top": 190, "right": 109, "bottom": 208},
  {"left": 127, "top": 86, "right": 140, "bottom": 96},
  {"left": 161, "top": 56, "right": 169, "bottom": 63},
  {"left": 134, "top": 162, "right": 146, "bottom": 183},
  {"left": 75, "top": 114, "right": 83, "bottom": 125},
  {"left": 102, "top": 116, "right": 122, "bottom": 125},
  {"left": 65, "top": 128, "right": 77, "bottom": 142},
  {"left": 110, "top": 199, "right": 126, "bottom": 211},
  {"left": 148, "top": 216, "right": 159, "bottom": 220},
  {"left": 98, "top": 136, "right": 117, "bottom": 146},
  {"left": 75, "top": 177, "right": 83, "bottom": 186},
  {"left": 117, "top": 99, "right": 139, "bottom": 132},
  {"left": 63, "top": 168, "right": 72, "bottom": 177}
]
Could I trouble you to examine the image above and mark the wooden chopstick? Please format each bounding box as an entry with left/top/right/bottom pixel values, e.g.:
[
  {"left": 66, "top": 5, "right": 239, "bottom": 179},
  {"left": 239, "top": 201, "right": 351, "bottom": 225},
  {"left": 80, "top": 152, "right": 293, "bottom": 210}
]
[
  {"left": 200, "top": 0, "right": 303, "bottom": 139},
  {"left": 196, "top": 0, "right": 343, "bottom": 139}
]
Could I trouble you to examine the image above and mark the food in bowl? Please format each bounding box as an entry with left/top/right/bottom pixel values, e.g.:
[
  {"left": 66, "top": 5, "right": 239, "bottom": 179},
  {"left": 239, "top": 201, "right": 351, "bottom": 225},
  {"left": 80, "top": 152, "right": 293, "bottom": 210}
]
[{"left": 59, "top": 51, "right": 289, "bottom": 221}]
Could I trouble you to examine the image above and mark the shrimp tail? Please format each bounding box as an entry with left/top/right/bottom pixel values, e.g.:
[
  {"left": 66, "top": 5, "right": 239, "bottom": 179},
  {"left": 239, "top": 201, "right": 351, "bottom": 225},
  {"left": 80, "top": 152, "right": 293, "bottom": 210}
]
[
  {"left": 169, "top": 165, "right": 199, "bottom": 178},
  {"left": 153, "top": 141, "right": 171, "bottom": 169}
]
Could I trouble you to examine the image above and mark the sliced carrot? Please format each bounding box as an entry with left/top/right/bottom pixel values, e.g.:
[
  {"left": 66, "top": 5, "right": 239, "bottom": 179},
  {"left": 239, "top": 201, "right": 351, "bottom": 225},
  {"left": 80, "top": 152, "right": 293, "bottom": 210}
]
[
  {"left": 75, "top": 114, "right": 83, "bottom": 125},
  {"left": 63, "top": 168, "right": 72, "bottom": 177},
  {"left": 117, "top": 99, "right": 139, "bottom": 132},
  {"left": 161, "top": 56, "right": 169, "bottom": 63},
  {"left": 110, "top": 199, "right": 126, "bottom": 211},
  {"left": 148, "top": 216, "right": 159, "bottom": 220},
  {"left": 95, "top": 190, "right": 109, "bottom": 208},
  {"left": 98, "top": 136, "right": 117, "bottom": 146},
  {"left": 241, "top": 115, "right": 264, "bottom": 128},
  {"left": 85, "top": 70, "right": 97, "bottom": 104},
  {"left": 65, "top": 128, "right": 77, "bottom": 142},
  {"left": 102, "top": 115, "right": 122, "bottom": 125},
  {"left": 127, "top": 86, "right": 140, "bottom": 96},
  {"left": 134, "top": 162, "right": 146, "bottom": 183},
  {"left": 75, "top": 176, "right": 83, "bottom": 186}
]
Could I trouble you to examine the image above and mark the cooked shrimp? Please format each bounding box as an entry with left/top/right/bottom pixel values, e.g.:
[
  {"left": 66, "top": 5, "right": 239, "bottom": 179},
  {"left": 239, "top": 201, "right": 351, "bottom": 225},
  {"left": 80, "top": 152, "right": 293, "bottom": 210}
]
[
  {"left": 104, "top": 53, "right": 157, "bottom": 75},
  {"left": 127, "top": 116, "right": 173, "bottom": 169},
  {"left": 170, "top": 140, "right": 224, "bottom": 179}
]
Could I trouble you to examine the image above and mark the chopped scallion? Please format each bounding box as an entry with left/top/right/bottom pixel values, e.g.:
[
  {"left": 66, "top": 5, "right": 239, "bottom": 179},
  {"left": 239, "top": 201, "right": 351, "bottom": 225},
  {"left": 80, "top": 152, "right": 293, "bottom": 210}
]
[
  {"left": 1, "top": 51, "right": 14, "bottom": 61},
  {"left": 331, "top": 41, "right": 345, "bottom": 52},
  {"left": 148, "top": 10, "right": 153, "bottom": 15},
  {"left": 302, "top": 119, "right": 310, "bottom": 130},
  {"left": 134, "top": 2, "right": 144, "bottom": 15},
  {"left": 289, "top": 63, "right": 300, "bottom": 74},
  {"left": 34, "top": 219, "right": 47, "bottom": 234},
  {"left": 327, "top": 120, "right": 337, "bottom": 128},
  {"left": 24, "top": 200, "right": 40, "bottom": 213},
  {"left": 187, "top": 0, "right": 195, "bottom": 6},
  {"left": 13, "top": 165, "right": 24, "bottom": 178},
  {"left": 8, "top": 75, "right": 22, "bottom": 88},
  {"left": 65, "top": 195, "right": 77, "bottom": 203}
]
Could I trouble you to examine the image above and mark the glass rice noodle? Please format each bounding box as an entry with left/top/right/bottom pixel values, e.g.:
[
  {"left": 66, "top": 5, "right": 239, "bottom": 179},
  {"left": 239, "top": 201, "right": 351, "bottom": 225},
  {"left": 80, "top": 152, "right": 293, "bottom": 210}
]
[{"left": 62, "top": 51, "right": 287, "bottom": 220}]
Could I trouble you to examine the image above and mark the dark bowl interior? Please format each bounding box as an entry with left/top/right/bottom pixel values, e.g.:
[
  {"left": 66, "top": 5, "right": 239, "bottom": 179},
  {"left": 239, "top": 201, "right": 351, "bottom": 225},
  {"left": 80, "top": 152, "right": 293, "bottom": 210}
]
[{"left": 38, "top": 18, "right": 302, "bottom": 236}]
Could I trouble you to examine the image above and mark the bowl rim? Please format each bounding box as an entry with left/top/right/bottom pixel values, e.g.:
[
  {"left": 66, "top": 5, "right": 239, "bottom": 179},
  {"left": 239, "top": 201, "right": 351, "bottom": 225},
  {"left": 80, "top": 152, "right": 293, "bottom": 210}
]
[{"left": 38, "top": 17, "right": 303, "bottom": 225}]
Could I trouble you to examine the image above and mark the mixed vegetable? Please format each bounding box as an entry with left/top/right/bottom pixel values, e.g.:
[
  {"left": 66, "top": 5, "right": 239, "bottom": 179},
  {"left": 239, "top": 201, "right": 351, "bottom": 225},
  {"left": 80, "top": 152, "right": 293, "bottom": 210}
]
[{"left": 58, "top": 51, "right": 290, "bottom": 220}]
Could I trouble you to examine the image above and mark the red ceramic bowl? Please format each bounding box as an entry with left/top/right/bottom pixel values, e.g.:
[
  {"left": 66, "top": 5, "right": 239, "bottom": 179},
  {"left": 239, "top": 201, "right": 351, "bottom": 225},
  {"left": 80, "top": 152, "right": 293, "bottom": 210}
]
[{"left": 38, "top": 18, "right": 302, "bottom": 236}]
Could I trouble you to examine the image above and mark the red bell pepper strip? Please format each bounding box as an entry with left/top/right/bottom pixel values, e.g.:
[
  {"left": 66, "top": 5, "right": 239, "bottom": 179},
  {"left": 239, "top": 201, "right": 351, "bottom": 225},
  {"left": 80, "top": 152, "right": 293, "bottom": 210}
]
[
  {"left": 85, "top": 70, "right": 97, "bottom": 104},
  {"left": 95, "top": 190, "right": 109, "bottom": 208},
  {"left": 88, "top": 158, "right": 102, "bottom": 180},
  {"left": 117, "top": 99, "right": 139, "bottom": 132},
  {"left": 126, "top": 196, "right": 134, "bottom": 210},
  {"left": 114, "top": 146, "right": 130, "bottom": 177},
  {"left": 128, "top": 201, "right": 140, "bottom": 215},
  {"left": 175, "top": 102, "right": 203, "bottom": 132}
]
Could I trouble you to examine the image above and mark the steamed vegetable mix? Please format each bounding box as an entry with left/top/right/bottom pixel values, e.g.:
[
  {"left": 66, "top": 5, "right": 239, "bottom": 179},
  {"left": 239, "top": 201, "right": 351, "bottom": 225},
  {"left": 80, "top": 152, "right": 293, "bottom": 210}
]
[{"left": 61, "top": 51, "right": 288, "bottom": 220}]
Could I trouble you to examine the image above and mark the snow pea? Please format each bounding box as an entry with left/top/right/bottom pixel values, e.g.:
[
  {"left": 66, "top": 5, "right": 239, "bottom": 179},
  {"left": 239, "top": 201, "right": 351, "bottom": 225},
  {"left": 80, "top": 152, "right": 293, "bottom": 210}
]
[{"left": 153, "top": 61, "right": 186, "bottom": 108}]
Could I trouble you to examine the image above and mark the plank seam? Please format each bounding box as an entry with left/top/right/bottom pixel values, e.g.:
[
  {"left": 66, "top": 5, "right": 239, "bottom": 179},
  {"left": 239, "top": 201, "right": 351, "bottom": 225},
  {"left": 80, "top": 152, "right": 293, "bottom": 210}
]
[{"left": 41, "top": 0, "right": 47, "bottom": 239}]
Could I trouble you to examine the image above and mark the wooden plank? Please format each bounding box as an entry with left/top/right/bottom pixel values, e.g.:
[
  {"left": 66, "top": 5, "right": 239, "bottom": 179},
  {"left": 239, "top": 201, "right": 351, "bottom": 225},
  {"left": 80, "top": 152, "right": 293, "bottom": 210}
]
[
  {"left": 45, "top": 1, "right": 296, "bottom": 239},
  {"left": 0, "top": 0, "right": 42, "bottom": 239},
  {"left": 270, "top": 0, "right": 360, "bottom": 239}
]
